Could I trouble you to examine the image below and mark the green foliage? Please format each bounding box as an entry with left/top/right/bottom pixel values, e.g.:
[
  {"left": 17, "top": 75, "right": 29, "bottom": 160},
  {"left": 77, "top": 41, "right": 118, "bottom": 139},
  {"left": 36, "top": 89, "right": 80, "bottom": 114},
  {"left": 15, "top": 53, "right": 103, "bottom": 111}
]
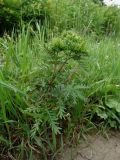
[
  {"left": 102, "top": 7, "right": 120, "bottom": 35},
  {"left": 94, "top": 97, "right": 120, "bottom": 128},
  {"left": 93, "top": 0, "right": 104, "bottom": 5},
  {"left": 0, "top": 0, "right": 51, "bottom": 35},
  {"left": 0, "top": 0, "right": 120, "bottom": 159},
  {"left": 0, "top": 3, "right": 20, "bottom": 34},
  {"left": 44, "top": 0, "right": 120, "bottom": 36},
  {"left": 79, "top": 36, "right": 120, "bottom": 129},
  {"left": 0, "top": 29, "right": 87, "bottom": 159},
  {"left": 48, "top": 31, "right": 87, "bottom": 59},
  {"left": 1, "top": 0, "right": 120, "bottom": 36},
  {"left": 3, "top": 0, "right": 22, "bottom": 8}
]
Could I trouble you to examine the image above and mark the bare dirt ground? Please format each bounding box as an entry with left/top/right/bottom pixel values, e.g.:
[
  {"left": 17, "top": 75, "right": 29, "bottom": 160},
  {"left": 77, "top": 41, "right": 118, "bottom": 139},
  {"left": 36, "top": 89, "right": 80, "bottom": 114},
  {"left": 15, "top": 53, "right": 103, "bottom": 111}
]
[{"left": 60, "top": 131, "right": 120, "bottom": 160}]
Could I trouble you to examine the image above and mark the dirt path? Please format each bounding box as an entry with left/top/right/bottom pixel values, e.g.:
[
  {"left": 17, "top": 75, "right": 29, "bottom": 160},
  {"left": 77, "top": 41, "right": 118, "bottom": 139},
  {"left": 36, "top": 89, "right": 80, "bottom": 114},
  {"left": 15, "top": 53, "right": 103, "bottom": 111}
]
[{"left": 61, "top": 131, "right": 120, "bottom": 160}]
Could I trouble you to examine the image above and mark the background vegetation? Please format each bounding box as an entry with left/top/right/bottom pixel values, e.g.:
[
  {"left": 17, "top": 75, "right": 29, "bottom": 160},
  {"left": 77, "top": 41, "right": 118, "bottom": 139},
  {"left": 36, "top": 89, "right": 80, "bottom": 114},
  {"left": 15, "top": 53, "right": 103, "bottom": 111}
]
[{"left": 0, "top": 0, "right": 120, "bottom": 159}]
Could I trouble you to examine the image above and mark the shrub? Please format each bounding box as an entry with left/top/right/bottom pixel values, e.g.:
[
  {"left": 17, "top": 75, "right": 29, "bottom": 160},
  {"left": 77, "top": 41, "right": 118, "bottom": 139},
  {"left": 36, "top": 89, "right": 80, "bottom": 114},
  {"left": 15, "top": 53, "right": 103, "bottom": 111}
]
[
  {"left": 0, "top": 3, "right": 20, "bottom": 35},
  {"left": 0, "top": 0, "right": 52, "bottom": 35}
]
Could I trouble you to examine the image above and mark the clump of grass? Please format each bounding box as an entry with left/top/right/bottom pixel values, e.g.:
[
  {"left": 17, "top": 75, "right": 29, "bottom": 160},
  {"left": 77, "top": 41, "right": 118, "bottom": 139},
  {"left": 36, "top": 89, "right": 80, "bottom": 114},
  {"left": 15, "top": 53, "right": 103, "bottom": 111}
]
[{"left": 79, "top": 36, "right": 120, "bottom": 128}]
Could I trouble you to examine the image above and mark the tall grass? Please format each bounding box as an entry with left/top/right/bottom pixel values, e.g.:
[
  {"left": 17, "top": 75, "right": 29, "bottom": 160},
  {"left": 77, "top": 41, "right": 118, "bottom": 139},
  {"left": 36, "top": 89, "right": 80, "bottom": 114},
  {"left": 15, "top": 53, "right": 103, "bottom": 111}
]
[
  {"left": 0, "top": 25, "right": 120, "bottom": 159},
  {"left": 48, "top": 0, "right": 120, "bottom": 36},
  {"left": 0, "top": 28, "right": 48, "bottom": 159},
  {"left": 0, "top": 0, "right": 120, "bottom": 159},
  {"left": 79, "top": 36, "right": 120, "bottom": 128}
]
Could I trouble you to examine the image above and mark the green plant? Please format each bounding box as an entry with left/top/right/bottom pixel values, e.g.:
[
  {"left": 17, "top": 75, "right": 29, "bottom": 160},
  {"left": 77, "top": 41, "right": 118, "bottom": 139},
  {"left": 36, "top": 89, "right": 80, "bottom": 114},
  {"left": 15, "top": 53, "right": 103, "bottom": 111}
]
[
  {"left": 0, "top": 0, "right": 52, "bottom": 35},
  {"left": 94, "top": 96, "right": 120, "bottom": 128},
  {"left": 79, "top": 36, "right": 120, "bottom": 129},
  {"left": 1, "top": 0, "right": 120, "bottom": 37},
  {"left": 1, "top": 1, "right": 120, "bottom": 159},
  {"left": 0, "top": 29, "right": 88, "bottom": 159},
  {"left": 102, "top": 7, "right": 120, "bottom": 35}
]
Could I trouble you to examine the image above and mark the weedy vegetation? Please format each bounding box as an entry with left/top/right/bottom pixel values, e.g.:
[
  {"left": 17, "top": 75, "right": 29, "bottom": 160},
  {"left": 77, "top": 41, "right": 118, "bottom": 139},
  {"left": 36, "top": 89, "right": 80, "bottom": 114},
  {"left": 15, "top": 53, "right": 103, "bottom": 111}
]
[{"left": 0, "top": 0, "right": 120, "bottom": 159}]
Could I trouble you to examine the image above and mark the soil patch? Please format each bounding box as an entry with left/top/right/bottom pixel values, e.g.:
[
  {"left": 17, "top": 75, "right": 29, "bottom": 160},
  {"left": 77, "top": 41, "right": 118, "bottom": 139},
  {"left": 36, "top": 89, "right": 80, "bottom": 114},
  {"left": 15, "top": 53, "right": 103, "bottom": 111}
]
[{"left": 60, "top": 131, "right": 120, "bottom": 160}]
